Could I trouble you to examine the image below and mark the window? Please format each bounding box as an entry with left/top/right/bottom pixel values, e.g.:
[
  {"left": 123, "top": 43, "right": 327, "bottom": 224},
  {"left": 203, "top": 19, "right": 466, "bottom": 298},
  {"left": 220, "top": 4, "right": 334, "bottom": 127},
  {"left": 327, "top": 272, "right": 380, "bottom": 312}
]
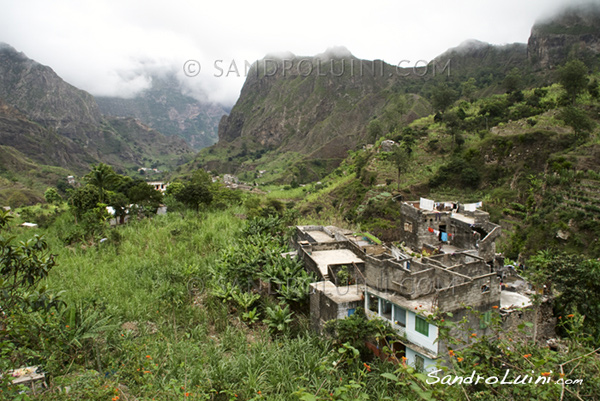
[
  {"left": 393, "top": 305, "right": 406, "bottom": 327},
  {"left": 480, "top": 310, "right": 492, "bottom": 329},
  {"left": 381, "top": 300, "right": 392, "bottom": 320},
  {"left": 414, "top": 354, "right": 424, "bottom": 372},
  {"left": 415, "top": 316, "right": 429, "bottom": 336},
  {"left": 367, "top": 294, "right": 379, "bottom": 313}
]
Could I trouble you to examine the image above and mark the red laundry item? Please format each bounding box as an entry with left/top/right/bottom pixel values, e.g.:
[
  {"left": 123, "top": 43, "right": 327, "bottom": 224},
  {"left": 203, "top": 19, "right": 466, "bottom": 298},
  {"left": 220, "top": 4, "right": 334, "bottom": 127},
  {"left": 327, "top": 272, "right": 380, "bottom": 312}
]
[{"left": 428, "top": 227, "right": 434, "bottom": 233}]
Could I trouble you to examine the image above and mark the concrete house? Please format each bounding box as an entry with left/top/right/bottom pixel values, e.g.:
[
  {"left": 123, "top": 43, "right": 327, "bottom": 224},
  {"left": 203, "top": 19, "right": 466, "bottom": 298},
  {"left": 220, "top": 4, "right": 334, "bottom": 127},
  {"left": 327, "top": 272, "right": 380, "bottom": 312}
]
[
  {"left": 295, "top": 202, "right": 554, "bottom": 372},
  {"left": 147, "top": 181, "right": 169, "bottom": 192},
  {"left": 398, "top": 198, "right": 502, "bottom": 262}
]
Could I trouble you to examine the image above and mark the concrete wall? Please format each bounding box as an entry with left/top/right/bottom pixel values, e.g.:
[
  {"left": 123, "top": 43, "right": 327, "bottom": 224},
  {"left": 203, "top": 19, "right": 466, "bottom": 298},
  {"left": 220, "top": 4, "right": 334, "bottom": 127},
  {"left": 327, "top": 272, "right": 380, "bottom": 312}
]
[
  {"left": 309, "top": 282, "right": 363, "bottom": 333},
  {"left": 399, "top": 203, "right": 452, "bottom": 250},
  {"left": 437, "top": 274, "right": 500, "bottom": 312},
  {"left": 500, "top": 300, "right": 556, "bottom": 343}
]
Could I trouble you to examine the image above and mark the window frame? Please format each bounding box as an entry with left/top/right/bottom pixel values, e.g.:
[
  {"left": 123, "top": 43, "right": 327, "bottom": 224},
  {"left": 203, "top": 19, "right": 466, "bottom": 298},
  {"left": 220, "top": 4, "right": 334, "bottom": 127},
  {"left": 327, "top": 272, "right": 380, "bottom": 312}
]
[
  {"left": 414, "top": 354, "right": 425, "bottom": 372},
  {"left": 480, "top": 310, "right": 492, "bottom": 329},
  {"left": 415, "top": 315, "right": 429, "bottom": 336}
]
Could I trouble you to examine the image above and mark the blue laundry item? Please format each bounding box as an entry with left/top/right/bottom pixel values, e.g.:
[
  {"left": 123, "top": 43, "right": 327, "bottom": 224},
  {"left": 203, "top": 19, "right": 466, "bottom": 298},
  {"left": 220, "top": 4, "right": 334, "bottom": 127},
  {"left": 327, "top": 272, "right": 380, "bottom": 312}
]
[{"left": 441, "top": 232, "right": 448, "bottom": 242}]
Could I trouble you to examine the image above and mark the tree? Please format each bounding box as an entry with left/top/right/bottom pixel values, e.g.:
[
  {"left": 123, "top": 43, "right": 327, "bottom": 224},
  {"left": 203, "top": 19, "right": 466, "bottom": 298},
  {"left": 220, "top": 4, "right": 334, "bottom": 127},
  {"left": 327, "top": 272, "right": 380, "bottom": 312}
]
[
  {"left": 502, "top": 68, "right": 522, "bottom": 94},
  {"left": 389, "top": 146, "right": 409, "bottom": 191},
  {"left": 127, "top": 181, "right": 162, "bottom": 208},
  {"left": 0, "top": 209, "right": 58, "bottom": 313},
  {"left": 108, "top": 191, "right": 129, "bottom": 224},
  {"left": 460, "top": 77, "right": 477, "bottom": 102},
  {"left": 557, "top": 60, "right": 589, "bottom": 105},
  {"left": 559, "top": 106, "right": 594, "bottom": 141},
  {"left": 84, "top": 163, "right": 120, "bottom": 203},
  {"left": 174, "top": 170, "right": 213, "bottom": 211},
  {"left": 44, "top": 187, "right": 62, "bottom": 205},
  {"left": 430, "top": 83, "right": 458, "bottom": 113},
  {"left": 165, "top": 181, "right": 185, "bottom": 200},
  {"left": 589, "top": 78, "right": 599, "bottom": 99},
  {"left": 366, "top": 119, "right": 383, "bottom": 144},
  {"left": 527, "top": 251, "right": 600, "bottom": 340},
  {"left": 69, "top": 185, "right": 102, "bottom": 221}
]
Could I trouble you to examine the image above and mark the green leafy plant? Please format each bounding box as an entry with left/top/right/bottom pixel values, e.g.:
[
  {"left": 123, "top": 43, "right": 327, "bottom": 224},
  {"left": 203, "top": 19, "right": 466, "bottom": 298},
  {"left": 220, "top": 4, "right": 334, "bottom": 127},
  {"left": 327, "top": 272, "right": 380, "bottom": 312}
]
[
  {"left": 264, "top": 303, "right": 293, "bottom": 334},
  {"left": 241, "top": 307, "right": 261, "bottom": 325}
]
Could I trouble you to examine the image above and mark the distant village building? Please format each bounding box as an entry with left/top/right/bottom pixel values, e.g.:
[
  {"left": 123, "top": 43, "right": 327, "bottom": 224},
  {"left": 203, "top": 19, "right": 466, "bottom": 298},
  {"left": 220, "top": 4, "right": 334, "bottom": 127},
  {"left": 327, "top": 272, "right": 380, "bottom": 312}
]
[
  {"left": 223, "top": 174, "right": 239, "bottom": 185},
  {"left": 147, "top": 181, "right": 169, "bottom": 192},
  {"left": 379, "top": 140, "right": 397, "bottom": 152},
  {"left": 67, "top": 176, "right": 76, "bottom": 186},
  {"left": 294, "top": 199, "right": 555, "bottom": 372}
]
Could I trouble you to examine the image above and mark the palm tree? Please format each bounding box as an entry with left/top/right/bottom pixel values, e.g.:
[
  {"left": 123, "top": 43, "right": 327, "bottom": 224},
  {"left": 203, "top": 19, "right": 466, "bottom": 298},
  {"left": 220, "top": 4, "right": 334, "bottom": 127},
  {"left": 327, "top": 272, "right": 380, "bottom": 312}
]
[{"left": 84, "top": 163, "right": 119, "bottom": 203}]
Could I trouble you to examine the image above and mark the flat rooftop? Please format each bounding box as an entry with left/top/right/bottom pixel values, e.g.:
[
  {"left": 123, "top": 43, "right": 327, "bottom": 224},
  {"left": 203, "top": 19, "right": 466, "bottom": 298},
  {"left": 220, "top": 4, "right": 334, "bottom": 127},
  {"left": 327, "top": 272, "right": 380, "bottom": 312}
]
[
  {"left": 305, "top": 230, "right": 337, "bottom": 243},
  {"left": 500, "top": 291, "right": 532, "bottom": 309},
  {"left": 451, "top": 212, "right": 475, "bottom": 225},
  {"left": 366, "top": 286, "right": 436, "bottom": 317},
  {"left": 310, "top": 249, "right": 365, "bottom": 278},
  {"left": 311, "top": 281, "right": 364, "bottom": 303}
]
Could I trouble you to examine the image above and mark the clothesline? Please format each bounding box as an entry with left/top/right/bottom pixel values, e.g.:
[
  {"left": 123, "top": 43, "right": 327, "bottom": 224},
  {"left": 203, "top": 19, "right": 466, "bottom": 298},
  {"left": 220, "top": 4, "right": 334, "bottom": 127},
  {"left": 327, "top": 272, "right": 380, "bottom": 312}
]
[{"left": 427, "top": 227, "right": 453, "bottom": 241}]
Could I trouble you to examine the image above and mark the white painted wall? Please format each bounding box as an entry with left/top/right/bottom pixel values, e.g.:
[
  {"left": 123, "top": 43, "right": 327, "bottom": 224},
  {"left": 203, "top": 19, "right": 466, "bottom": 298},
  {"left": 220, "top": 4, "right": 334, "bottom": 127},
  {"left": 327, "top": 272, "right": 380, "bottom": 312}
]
[
  {"left": 406, "top": 311, "right": 438, "bottom": 355},
  {"left": 405, "top": 348, "right": 436, "bottom": 373}
]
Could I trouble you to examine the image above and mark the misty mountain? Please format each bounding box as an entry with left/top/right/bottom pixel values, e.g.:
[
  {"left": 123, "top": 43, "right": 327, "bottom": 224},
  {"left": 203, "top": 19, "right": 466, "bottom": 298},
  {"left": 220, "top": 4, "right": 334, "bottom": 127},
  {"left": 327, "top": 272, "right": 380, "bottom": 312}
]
[
  {"left": 528, "top": 2, "right": 600, "bottom": 68},
  {"left": 194, "top": 4, "right": 600, "bottom": 183},
  {"left": 95, "top": 74, "right": 229, "bottom": 150},
  {"left": 0, "top": 43, "right": 193, "bottom": 177},
  {"left": 195, "top": 42, "right": 527, "bottom": 181}
]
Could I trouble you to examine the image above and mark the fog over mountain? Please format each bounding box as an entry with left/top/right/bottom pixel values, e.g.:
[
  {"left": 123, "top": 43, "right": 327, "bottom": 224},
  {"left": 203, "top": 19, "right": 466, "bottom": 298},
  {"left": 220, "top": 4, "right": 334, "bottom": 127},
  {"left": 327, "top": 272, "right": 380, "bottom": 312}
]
[{"left": 0, "top": 0, "right": 590, "bottom": 107}]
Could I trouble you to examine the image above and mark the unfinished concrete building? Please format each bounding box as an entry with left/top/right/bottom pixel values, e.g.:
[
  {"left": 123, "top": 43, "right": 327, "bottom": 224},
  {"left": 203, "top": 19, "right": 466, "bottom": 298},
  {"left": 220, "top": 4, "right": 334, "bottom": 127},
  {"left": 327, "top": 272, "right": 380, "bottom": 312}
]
[
  {"left": 398, "top": 198, "right": 502, "bottom": 262},
  {"left": 295, "top": 220, "right": 554, "bottom": 373}
]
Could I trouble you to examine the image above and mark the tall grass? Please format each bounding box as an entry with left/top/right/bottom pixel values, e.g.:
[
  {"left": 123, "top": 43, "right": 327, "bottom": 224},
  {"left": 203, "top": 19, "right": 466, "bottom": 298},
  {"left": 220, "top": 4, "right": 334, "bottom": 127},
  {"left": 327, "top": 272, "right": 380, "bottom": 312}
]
[{"left": 22, "top": 207, "right": 402, "bottom": 400}]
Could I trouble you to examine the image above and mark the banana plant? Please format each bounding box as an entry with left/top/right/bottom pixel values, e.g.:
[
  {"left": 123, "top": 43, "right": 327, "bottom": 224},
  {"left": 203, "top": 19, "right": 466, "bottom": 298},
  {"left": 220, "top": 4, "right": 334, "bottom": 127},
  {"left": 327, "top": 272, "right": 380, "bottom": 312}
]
[
  {"left": 231, "top": 289, "right": 260, "bottom": 313},
  {"left": 264, "top": 303, "right": 293, "bottom": 334}
]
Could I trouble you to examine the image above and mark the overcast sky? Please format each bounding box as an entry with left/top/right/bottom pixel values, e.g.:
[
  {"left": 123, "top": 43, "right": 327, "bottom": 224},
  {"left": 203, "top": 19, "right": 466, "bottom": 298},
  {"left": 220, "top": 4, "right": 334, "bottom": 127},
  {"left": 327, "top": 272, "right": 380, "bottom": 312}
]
[{"left": 0, "top": 0, "right": 590, "bottom": 106}]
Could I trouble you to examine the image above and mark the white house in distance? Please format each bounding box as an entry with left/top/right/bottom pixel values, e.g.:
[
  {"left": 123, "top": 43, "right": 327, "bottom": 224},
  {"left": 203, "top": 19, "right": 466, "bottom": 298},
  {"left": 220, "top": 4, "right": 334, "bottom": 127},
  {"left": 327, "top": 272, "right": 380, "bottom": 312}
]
[{"left": 147, "top": 181, "right": 169, "bottom": 192}]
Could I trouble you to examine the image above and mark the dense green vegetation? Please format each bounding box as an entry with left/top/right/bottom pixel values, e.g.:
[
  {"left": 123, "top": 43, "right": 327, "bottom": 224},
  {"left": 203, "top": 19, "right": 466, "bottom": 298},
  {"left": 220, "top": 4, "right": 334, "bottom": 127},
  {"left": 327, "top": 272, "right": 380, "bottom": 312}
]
[
  {"left": 2, "top": 9, "right": 600, "bottom": 397},
  {"left": 3, "top": 182, "right": 600, "bottom": 400}
]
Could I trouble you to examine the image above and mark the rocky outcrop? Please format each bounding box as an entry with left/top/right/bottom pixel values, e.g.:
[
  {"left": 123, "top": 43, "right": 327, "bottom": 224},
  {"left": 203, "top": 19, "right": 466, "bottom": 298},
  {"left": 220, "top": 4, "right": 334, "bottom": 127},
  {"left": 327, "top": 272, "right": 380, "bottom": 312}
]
[
  {"left": 0, "top": 43, "right": 101, "bottom": 131},
  {"left": 96, "top": 74, "right": 228, "bottom": 150},
  {"left": 528, "top": 4, "right": 600, "bottom": 69},
  {"left": 216, "top": 53, "right": 422, "bottom": 161},
  {"left": 0, "top": 43, "right": 194, "bottom": 174}
]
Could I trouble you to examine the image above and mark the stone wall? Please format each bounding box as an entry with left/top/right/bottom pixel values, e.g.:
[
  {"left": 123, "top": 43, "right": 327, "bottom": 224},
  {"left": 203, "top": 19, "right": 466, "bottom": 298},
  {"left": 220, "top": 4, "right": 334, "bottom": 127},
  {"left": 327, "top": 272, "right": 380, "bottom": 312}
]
[
  {"left": 500, "top": 299, "right": 556, "bottom": 343},
  {"left": 436, "top": 273, "right": 500, "bottom": 313}
]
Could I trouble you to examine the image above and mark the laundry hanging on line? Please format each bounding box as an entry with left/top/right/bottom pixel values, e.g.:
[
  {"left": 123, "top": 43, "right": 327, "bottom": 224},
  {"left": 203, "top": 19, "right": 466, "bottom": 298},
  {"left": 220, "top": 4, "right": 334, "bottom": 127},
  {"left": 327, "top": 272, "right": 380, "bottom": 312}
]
[{"left": 427, "top": 227, "right": 452, "bottom": 239}]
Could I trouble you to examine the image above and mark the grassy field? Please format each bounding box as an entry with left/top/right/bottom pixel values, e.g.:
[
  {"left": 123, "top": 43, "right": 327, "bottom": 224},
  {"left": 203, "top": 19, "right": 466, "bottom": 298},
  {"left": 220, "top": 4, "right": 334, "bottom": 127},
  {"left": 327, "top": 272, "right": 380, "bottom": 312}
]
[{"left": 4, "top": 207, "right": 409, "bottom": 400}]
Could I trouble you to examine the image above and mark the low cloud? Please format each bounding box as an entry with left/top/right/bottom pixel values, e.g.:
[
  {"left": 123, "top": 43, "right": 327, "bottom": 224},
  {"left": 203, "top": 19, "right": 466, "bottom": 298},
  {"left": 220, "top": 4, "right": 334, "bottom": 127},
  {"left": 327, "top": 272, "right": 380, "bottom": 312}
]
[{"left": 0, "top": 0, "right": 585, "bottom": 107}]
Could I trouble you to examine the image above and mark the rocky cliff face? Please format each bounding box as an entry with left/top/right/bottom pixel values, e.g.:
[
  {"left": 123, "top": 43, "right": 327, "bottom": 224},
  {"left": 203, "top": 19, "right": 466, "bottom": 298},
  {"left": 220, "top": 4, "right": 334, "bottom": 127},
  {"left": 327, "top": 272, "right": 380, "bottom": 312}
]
[
  {"left": 217, "top": 53, "right": 423, "bottom": 161},
  {"left": 0, "top": 99, "right": 95, "bottom": 170},
  {"left": 0, "top": 43, "right": 193, "bottom": 174},
  {"left": 0, "top": 43, "right": 101, "bottom": 131},
  {"left": 205, "top": 43, "right": 528, "bottom": 180},
  {"left": 96, "top": 74, "right": 228, "bottom": 150},
  {"left": 528, "top": 4, "right": 600, "bottom": 69}
]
